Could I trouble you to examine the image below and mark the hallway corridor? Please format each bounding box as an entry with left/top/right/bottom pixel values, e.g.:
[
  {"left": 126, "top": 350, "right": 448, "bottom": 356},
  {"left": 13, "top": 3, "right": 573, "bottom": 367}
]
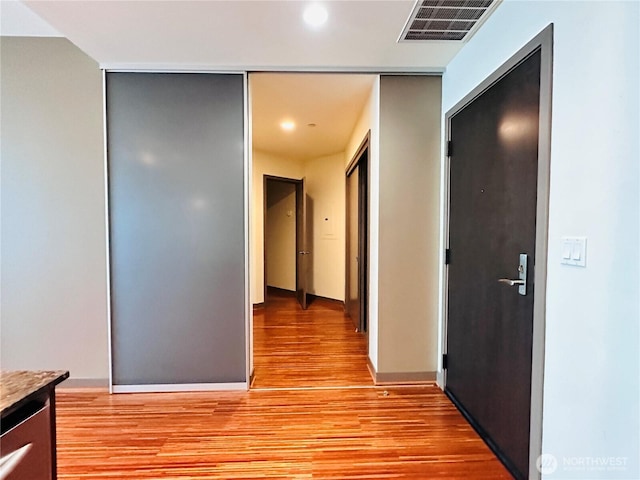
[{"left": 252, "top": 289, "right": 373, "bottom": 389}]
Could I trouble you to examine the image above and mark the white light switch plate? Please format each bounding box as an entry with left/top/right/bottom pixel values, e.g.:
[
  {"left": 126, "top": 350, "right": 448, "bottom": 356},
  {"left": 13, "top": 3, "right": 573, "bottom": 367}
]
[{"left": 561, "top": 236, "right": 587, "bottom": 267}]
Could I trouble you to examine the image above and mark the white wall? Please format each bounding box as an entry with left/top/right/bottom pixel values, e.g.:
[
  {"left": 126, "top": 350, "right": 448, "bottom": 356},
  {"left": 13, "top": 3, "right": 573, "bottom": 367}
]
[
  {"left": 251, "top": 150, "right": 304, "bottom": 304},
  {"left": 442, "top": 1, "right": 639, "bottom": 477},
  {"left": 265, "top": 181, "right": 296, "bottom": 291},
  {"left": 345, "top": 78, "right": 380, "bottom": 369},
  {"left": 252, "top": 150, "right": 347, "bottom": 302},
  {"left": 304, "top": 152, "right": 346, "bottom": 301},
  {"left": 346, "top": 80, "right": 374, "bottom": 166},
  {"left": 0, "top": 37, "right": 109, "bottom": 381}
]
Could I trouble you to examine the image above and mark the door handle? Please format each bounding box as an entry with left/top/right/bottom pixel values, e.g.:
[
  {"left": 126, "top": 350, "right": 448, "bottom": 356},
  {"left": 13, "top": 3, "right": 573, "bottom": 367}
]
[
  {"left": 298, "top": 251, "right": 310, "bottom": 255},
  {"left": 0, "top": 443, "right": 33, "bottom": 480},
  {"left": 498, "top": 253, "right": 527, "bottom": 295}
]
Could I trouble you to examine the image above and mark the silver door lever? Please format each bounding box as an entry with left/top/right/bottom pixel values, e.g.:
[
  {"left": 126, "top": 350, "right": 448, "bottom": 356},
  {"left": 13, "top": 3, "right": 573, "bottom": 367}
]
[{"left": 498, "top": 253, "right": 528, "bottom": 295}]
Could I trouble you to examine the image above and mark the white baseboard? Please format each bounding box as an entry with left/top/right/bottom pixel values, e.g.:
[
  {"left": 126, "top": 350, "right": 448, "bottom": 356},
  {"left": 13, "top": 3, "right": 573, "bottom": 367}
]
[{"left": 111, "top": 382, "right": 248, "bottom": 393}]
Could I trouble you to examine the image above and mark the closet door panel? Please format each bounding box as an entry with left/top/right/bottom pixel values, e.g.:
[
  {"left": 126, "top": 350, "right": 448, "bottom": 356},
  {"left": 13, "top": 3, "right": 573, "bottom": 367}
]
[{"left": 107, "top": 73, "right": 245, "bottom": 386}]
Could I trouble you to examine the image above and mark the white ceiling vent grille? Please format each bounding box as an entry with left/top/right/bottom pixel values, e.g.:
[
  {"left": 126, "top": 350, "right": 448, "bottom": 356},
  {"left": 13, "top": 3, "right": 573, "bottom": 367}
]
[{"left": 399, "top": 0, "right": 498, "bottom": 42}]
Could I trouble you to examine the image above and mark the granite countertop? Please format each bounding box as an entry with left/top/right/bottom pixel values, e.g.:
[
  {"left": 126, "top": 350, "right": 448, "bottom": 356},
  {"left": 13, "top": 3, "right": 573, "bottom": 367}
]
[{"left": 0, "top": 370, "right": 69, "bottom": 418}]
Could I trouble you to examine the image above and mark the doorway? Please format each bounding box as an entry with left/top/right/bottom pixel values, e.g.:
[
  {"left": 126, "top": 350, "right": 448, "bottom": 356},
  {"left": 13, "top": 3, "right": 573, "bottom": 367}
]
[
  {"left": 345, "top": 133, "right": 369, "bottom": 334},
  {"left": 250, "top": 73, "right": 376, "bottom": 389},
  {"left": 443, "top": 27, "right": 552, "bottom": 479},
  {"left": 263, "top": 175, "right": 308, "bottom": 310},
  {"left": 256, "top": 171, "right": 371, "bottom": 390}
]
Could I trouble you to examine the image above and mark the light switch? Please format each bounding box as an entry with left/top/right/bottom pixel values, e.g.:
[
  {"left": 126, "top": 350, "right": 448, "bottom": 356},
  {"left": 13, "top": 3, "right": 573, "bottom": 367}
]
[
  {"left": 561, "top": 236, "right": 587, "bottom": 267},
  {"left": 571, "top": 245, "right": 581, "bottom": 260}
]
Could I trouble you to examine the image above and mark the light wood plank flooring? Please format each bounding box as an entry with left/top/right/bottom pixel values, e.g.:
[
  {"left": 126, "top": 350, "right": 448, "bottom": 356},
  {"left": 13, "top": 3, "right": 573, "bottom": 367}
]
[{"left": 252, "top": 290, "right": 372, "bottom": 389}]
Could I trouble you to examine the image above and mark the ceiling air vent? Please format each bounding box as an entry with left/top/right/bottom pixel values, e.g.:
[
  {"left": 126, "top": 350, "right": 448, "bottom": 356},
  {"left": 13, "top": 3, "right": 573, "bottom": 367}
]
[{"left": 399, "top": 0, "right": 499, "bottom": 42}]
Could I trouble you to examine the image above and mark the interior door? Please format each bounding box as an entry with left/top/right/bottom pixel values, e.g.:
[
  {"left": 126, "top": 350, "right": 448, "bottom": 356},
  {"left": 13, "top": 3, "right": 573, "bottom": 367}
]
[
  {"left": 357, "top": 152, "right": 368, "bottom": 333},
  {"left": 108, "top": 72, "right": 246, "bottom": 389},
  {"left": 346, "top": 146, "right": 369, "bottom": 333},
  {"left": 346, "top": 166, "right": 360, "bottom": 328},
  {"left": 445, "top": 49, "right": 542, "bottom": 479},
  {"left": 295, "top": 178, "right": 309, "bottom": 310}
]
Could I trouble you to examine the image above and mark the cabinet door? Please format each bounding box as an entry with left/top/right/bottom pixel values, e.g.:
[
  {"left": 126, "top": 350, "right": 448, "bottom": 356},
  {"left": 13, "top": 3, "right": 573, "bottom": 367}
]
[{"left": 1, "top": 402, "right": 52, "bottom": 480}]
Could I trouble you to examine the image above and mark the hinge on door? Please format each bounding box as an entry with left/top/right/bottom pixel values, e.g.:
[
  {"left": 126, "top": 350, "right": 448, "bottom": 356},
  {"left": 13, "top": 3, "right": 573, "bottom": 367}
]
[
  {"left": 445, "top": 248, "right": 451, "bottom": 265},
  {"left": 447, "top": 141, "right": 453, "bottom": 157},
  {"left": 442, "top": 354, "right": 448, "bottom": 370}
]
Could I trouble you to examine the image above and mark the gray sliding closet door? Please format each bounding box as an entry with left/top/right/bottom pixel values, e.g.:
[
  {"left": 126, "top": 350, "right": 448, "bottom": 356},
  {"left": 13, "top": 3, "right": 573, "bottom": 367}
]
[{"left": 107, "top": 73, "right": 246, "bottom": 387}]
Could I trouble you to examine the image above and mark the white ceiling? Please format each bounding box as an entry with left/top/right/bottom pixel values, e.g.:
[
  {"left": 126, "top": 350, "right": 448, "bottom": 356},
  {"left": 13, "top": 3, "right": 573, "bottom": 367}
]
[
  {"left": 0, "top": 0, "right": 61, "bottom": 36},
  {"left": 2, "top": 0, "right": 492, "bottom": 161},
  {"left": 251, "top": 73, "right": 375, "bottom": 159},
  {"left": 13, "top": 0, "right": 465, "bottom": 71}
]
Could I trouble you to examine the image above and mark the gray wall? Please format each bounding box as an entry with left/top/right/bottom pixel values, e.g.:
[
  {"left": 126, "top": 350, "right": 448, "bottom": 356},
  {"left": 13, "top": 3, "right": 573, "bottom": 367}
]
[
  {"left": 378, "top": 75, "right": 442, "bottom": 375},
  {"left": 1, "top": 37, "right": 108, "bottom": 381}
]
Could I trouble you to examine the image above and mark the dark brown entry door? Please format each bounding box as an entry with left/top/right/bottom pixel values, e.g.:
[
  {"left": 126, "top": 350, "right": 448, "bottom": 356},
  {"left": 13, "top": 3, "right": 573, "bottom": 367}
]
[
  {"left": 296, "top": 178, "right": 309, "bottom": 310},
  {"left": 446, "top": 49, "right": 541, "bottom": 479}
]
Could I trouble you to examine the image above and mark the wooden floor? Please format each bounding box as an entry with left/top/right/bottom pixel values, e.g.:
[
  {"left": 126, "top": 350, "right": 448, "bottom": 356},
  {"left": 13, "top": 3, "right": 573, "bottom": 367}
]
[
  {"left": 252, "top": 290, "right": 373, "bottom": 389},
  {"left": 54, "top": 292, "right": 511, "bottom": 478},
  {"left": 56, "top": 387, "right": 512, "bottom": 479}
]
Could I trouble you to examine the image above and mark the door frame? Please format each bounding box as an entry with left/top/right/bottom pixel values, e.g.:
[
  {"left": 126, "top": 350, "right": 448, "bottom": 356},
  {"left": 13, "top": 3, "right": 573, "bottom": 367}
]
[
  {"left": 441, "top": 24, "right": 553, "bottom": 479},
  {"left": 262, "top": 175, "right": 303, "bottom": 303},
  {"left": 345, "top": 131, "right": 371, "bottom": 334}
]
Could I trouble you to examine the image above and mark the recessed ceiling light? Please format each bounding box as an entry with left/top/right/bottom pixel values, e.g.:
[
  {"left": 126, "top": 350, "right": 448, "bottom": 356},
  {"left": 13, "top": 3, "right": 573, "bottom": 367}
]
[
  {"left": 280, "top": 120, "right": 296, "bottom": 131},
  {"left": 303, "top": 4, "right": 328, "bottom": 28}
]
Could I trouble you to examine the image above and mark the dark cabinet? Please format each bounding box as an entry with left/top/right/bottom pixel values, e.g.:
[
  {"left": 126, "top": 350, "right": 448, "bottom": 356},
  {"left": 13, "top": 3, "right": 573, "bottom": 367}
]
[
  {"left": 0, "top": 371, "right": 68, "bottom": 480},
  {"left": 1, "top": 401, "right": 52, "bottom": 479}
]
